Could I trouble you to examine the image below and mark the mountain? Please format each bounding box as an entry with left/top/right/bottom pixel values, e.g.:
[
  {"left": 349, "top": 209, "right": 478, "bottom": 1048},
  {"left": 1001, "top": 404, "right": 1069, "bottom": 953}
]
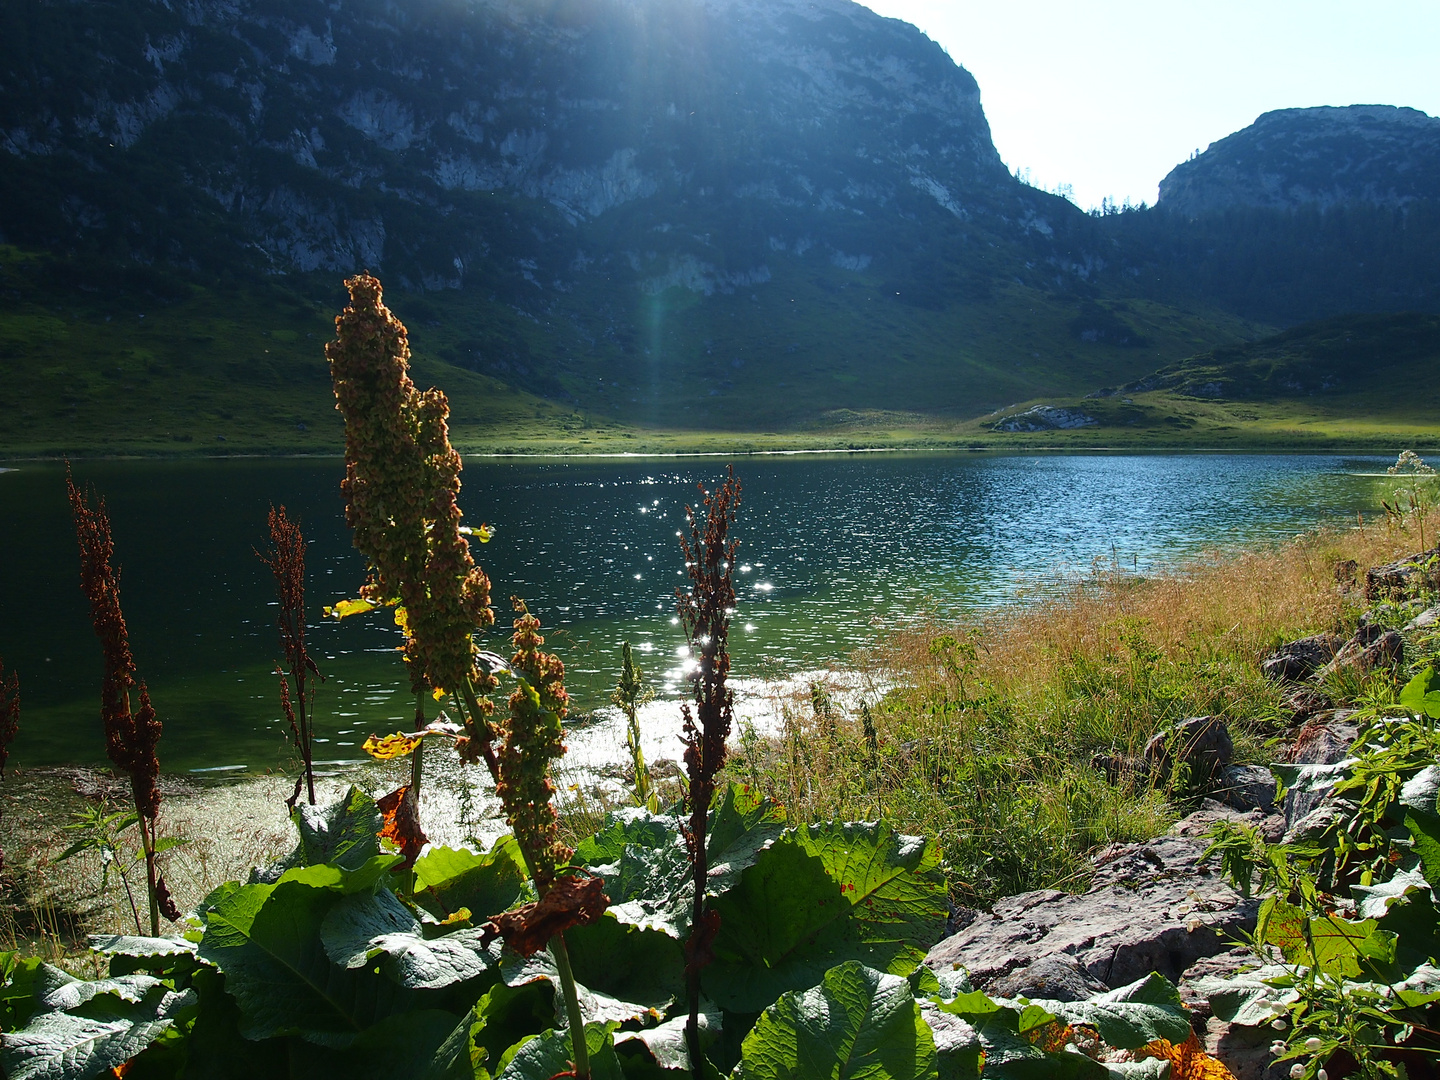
[
  {"left": 1096, "top": 107, "right": 1440, "bottom": 326},
  {"left": 0, "top": 3, "right": 1437, "bottom": 452},
  {"left": 1156, "top": 106, "right": 1440, "bottom": 216}
]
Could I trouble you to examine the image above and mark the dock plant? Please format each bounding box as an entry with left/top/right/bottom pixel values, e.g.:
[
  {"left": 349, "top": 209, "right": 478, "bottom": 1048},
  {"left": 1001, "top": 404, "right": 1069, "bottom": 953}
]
[
  {"left": 258, "top": 504, "right": 319, "bottom": 808},
  {"left": 65, "top": 471, "right": 180, "bottom": 935},
  {"left": 0, "top": 657, "right": 16, "bottom": 871},
  {"left": 676, "top": 466, "right": 741, "bottom": 1066}
]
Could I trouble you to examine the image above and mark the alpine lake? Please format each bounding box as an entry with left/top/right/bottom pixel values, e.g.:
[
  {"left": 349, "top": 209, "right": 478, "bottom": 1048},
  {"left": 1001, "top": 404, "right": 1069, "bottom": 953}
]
[{"left": 0, "top": 452, "right": 1392, "bottom": 780}]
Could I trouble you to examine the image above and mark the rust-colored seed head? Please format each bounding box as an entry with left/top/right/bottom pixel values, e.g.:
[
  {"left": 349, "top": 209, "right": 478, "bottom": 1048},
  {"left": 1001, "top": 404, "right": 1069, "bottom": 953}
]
[
  {"left": 496, "top": 597, "right": 571, "bottom": 891},
  {"left": 67, "top": 471, "right": 162, "bottom": 820},
  {"left": 326, "top": 273, "right": 494, "bottom": 697},
  {"left": 0, "top": 657, "right": 18, "bottom": 778}
]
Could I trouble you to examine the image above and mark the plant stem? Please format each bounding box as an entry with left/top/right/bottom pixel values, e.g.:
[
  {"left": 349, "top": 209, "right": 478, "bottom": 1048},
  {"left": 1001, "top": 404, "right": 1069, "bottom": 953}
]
[
  {"left": 411, "top": 692, "right": 426, "bottom": 805},
  {"left": 140, "top": 817, "right": 159, "bottom": 937},
  {"left": 549, "top": 932, "right": 590, "bottom": 1080},
  {"left": 117, "top": 859, "right": 142, "bottom": 935}
]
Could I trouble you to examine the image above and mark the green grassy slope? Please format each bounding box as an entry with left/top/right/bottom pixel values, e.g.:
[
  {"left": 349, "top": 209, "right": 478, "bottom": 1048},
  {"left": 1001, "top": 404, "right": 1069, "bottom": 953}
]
[
  {"left": 0, "top": 244, "right": 1269, "bottom": 456},
  {"left": 963, "top": 312, "right": 1440, "bottom": 449}
]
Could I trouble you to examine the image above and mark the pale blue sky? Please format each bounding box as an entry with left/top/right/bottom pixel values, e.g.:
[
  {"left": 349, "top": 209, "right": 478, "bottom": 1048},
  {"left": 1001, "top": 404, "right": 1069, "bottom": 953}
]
[{"left": 859, "top": 1, "right": 1440, "bottom": 211}]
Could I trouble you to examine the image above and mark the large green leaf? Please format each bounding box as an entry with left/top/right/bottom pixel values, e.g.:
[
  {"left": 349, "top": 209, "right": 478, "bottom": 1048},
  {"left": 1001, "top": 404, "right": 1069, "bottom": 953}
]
[
  {"left": 1405, "top": 809, "right": 1440, "bottom": 885},
  {"left": 321, "top": 888, "right": 496, "bottom": 990},
  {"left": 256, "top": 787, "right": 384, "bottom": 882},
  {"left": 1, "top": 983, "right": 194, "bottom": 1080},
  {"left": 705, "top": 823, "right": 948, "bottom": 1012},
  {"left": 495, "top": 1022, "right": 625, "bottom": 1080},
  {"left": 197, "top": 877, "right": 413, "bottom": 1046},
  {"left": 735, "top": 961, "right": 937, "bottom": 1080},
  {"left": 285, "top": 1009, "right": 467, "bottom": 1080},
  {"left": 497, "top": 921, "right": 676, "bottom": 1027},
  {"left": 2, "top": 952, "right": 45, "bottom": 1031},
  {"left": 1399, "top": 665, "right": 1440, "bottom": 720},
  {"left": 411, "top": 839, "right": 532, "bottom": 924},
  {"left": 614, "top": 1010, "right": 720, "bottom": 1073},
  {"left": 930, "top": 991, "right": 1107, "bottom": 1080},
  {"left": 572, "top": 785, "right": 786, "bottom": 938},
  {"left": 1025, "top": 974, "right": 1191, "bottom": 1050}
]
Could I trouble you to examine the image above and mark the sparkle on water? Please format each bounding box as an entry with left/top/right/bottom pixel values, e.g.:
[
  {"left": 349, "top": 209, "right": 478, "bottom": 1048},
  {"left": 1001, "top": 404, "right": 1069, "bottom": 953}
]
[{"left": 0, "top": 452, "right": 1386, "bottom": 772}]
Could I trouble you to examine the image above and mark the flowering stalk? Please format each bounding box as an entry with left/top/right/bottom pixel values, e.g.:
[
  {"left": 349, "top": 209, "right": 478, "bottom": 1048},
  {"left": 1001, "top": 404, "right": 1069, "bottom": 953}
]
[
  {"left": 0, "top": 657, "right": 17, "bottom": 872},
  {"left": 676, "top": 468, "right": 741, "bottom": 1067},
  {"left": 259, "top": 505, "right": 319, "bottom": 808},
  {"left": 67, "top": 471, "right": 180, "bottom": 936},
  {"left": 327, "top": 277, "right": 599, "bottom": 1074},
  {"left": 612, "top": 642, "right": 654, "bottom": 808},
  {"left": 326, "top": 273, "right": 495, "bottom": 809}
]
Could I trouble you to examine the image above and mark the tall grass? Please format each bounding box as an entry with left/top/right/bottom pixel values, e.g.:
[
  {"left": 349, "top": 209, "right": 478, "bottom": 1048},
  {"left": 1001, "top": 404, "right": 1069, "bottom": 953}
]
[{"left": 726, "top": 512, "right": 1438, "bottom": 908}]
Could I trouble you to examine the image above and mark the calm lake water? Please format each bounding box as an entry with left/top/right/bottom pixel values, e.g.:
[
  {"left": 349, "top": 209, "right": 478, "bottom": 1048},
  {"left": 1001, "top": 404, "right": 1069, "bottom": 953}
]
[{"left": 0, "top": 453, "right": 1387, "bottom": 772}]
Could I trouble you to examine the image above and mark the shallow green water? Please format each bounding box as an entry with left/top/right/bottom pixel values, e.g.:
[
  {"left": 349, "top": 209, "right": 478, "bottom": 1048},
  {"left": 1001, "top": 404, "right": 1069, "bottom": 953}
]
[{"left": 0, "top": 452, "right": 1386, "bottom": 771}]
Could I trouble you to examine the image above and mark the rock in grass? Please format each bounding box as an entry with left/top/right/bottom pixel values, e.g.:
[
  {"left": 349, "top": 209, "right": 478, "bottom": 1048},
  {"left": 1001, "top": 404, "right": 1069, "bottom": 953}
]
[
  {"left": 1404, "top": 604, "right": 1440, "bottom": 633},
  {"left": 1142, "top": 715, "right": 1233, "bottom": 785},
  {"left": 1215, "top": 765, "right": 1277, "bottom": 814},
  {"left": 1364, "top": 548, "right": 1439, "bottom": 602},
  {"left": 924, "top": 808, "right": 1269, "bottom": 993},
  {"left": 1314, "top": 624, "right": 1403, "bottom": 680},
  {"left": 1260, "top": 632, "right": 1342, "bottom": 681}
]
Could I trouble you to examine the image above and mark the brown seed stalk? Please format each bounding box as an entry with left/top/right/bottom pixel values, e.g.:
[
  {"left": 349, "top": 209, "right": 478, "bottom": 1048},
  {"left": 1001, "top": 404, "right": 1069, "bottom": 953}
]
[{"left": 259, "top": 505, "right": 320, "bottom": 808}]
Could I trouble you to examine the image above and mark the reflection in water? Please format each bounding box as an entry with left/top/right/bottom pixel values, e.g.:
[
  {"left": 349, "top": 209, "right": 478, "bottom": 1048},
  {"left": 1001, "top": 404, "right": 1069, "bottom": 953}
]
[{"left": 0, "top": 453, "right": 1383, "bottom": 769}]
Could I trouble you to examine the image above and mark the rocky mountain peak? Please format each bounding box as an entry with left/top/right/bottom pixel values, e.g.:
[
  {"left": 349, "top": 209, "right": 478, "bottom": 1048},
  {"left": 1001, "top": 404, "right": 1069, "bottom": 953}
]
[{"left": 1157, "top": 104, "right": 1440, "bottom": 216}]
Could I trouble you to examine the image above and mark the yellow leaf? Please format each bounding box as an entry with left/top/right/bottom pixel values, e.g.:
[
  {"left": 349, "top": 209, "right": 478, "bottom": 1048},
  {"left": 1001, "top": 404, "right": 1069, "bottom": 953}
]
[
  {"left": 323, "top": 598, "right": 377, "bottom": 620},
  {"left": 394, "top": 605, "right": 410, "bottom": 633},
  {"left": 432, "top": 687, "right": 446, "bottom": 701},
  {"left": 362, "top": 732, "right": 423, "bottom": 761},
  {"left": 1140, "top": 1034, "right": 1237, "bottom": 1080},
  {"left": 461, "top": 523, "right": 494, "bottom": 543}
]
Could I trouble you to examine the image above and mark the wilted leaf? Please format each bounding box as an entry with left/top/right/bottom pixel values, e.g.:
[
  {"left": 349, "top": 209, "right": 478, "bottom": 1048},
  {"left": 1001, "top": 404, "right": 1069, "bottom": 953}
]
[
  {"left": 378, "top": 784, "right": 428, "bottom": 869},
  {"left": 324, "top": 598, "right": 379, "bottom": 620},
  {"left": 1139, "top": 1033, "right": 1237, "bottom": 1079},
  {"left": 364, "top": 732, "right": 424, "bottom": 762},
  {"left": 704, "top": 822, "right": 948, "bottom": 1013},
  {"left": 482, "top": 874, "right": 609, "bottom": 958},
  {"left": 735, "top": 961, "right": 937, "bottom": 1080}
]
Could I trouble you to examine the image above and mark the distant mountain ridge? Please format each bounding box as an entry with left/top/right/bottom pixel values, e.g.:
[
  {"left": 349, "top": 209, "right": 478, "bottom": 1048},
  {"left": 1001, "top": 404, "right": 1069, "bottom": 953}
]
[{"left": 1157, "top": 105, "right": 1440, "bottom": 216}]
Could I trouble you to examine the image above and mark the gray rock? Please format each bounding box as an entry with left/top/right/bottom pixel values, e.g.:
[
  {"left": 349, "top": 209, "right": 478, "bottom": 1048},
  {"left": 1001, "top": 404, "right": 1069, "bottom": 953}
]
[
  {"left": 1364, "top": 548, "right": 1439, "bottom": 602},
  {"left": 1260, "top": 632, "right": 1342, "bottom": 681},
  {"left": 925, "top": 808, "right": 1266, "bottom": 991},
  {"left": 1282, "top": 711, "right": 1358, "bottom": 827},
  {"left": 1215, "top": 765, "right": 1277, "bottom": 814},
  {"left": 1283, "top": 802, "right": 1349, "bottom": 846},
  {"left": 1315, "top": 626, "right": 1403, "bottom": 680},
  {"left": 987, "top": 956, "right": 1108, "bottom": 1003},
  {"left": 1142, "top": 715, "right": 1233, "bottom": 785},
  {"left": 1404, "top": 605, "right": 1440, "bottom": 633}
]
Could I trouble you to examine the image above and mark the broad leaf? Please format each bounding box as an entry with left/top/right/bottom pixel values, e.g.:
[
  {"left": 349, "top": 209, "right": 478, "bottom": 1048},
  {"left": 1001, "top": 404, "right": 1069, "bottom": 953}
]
[
  {"left": 1353, "top": 866, "right": 1432, "bottom": 919},
  {"left": 1405, "top": 809, "right": 1440, "bottom": 886},
  {"left": 614, "top": 1010, "right": 720, "bottom": 1072},
  {"left": 284, "top": 1009, "right": 468, "bottom": 1080},
  {"left": 255, "top": 787, "right": 384, "bottom": 883},
  {"left": 705, "top": 822, "right": 947, "bottom": 1012},
  {"left": 1189, "top": 965, "right": 1295, "bottom": 1027},
  {"left": 735, "top": 961, "right": 937, "bottom": 1080},
  {"left": 87, "top": 935, "right": 197, "bottom": 959},
  {"left": 1026, "top": 974, "right": 1191, "bottom": 1050},
  {"left": 412, "top": 839, "right": 532, "bottom": 923},
  {"left": 931, "top": 990, "right": 1106, "bottom": 1080},
  {"left": 565, "top": 913, "right": 686, "bottom": 1016},
  {"left": 571, "top": 785, "right": 785, "bottom": 937},
  {"left": 496, "top": 1022, "right": 625, "bottom": 1080},
  {"left": 1, "top": 986, "right": 194, "bottom": 1080},
  {"left": 1400, "top": 765, "right": 1440, "bottom": 817},
  {"left": 198, "top": 877, "right": 413, "bottom": 1046},
  {"left": 1399, "top": 665, "right": 1440, "bottom": 720},
  {"left": 498, "top": 932, "right": 669, "bottom": 1026},
  {"left": 321, "top": 888, "right": 496, "bottom": 989},
  {"left": 1, "top": 953, "right": 46, "bottom": 1031}
]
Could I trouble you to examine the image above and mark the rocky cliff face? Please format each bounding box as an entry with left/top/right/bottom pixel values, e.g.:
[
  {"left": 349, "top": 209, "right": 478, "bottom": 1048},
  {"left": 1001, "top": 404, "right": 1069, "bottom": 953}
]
[
  {"left": 1157, "top": 105, "right": 1440, "bottom": 216},
  {"left": 0, "top": 0, "right": 1053, "bottom": 292}
]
